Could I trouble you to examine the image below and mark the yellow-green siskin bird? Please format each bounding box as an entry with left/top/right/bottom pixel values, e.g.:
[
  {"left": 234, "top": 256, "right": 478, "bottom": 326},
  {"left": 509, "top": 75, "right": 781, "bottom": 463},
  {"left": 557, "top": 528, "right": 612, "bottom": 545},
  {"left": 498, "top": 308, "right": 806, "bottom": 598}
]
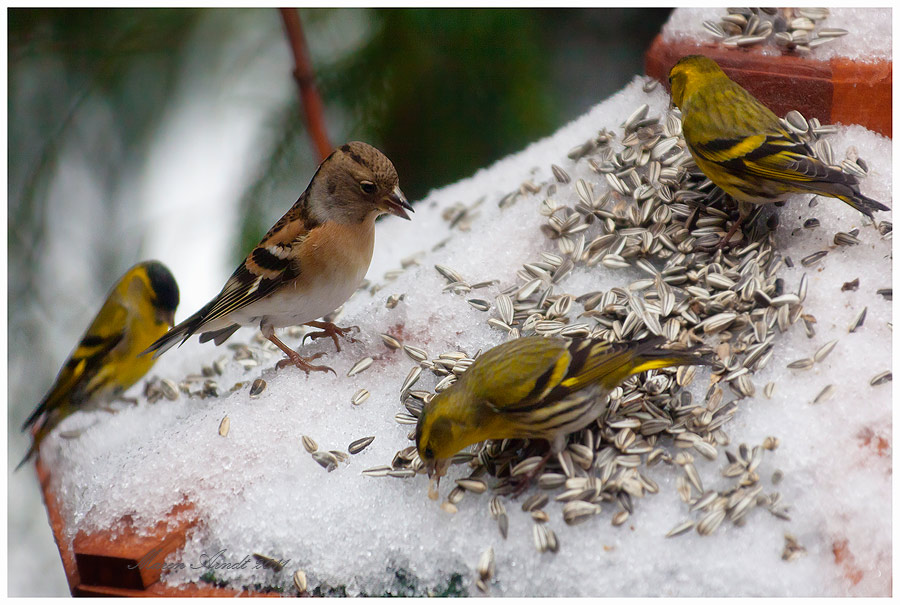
[
  {"left": 18, "top": 261, "right": 179, "bottom": 470},
  {"left": 415, "top": 335, "right": 710, "bottom": 481},
  {"left": 143, "top": 142, "right": 412, "bottom": 374},
  {"left": 668, "top": 55, "right": 890, "bottom": 245}
]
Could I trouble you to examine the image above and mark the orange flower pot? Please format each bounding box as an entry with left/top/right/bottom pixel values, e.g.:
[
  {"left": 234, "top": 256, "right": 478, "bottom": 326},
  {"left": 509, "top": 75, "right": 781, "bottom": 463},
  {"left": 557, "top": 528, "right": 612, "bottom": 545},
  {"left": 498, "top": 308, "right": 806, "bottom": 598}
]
[{"left": 645, "top": 34, "right": 892, "bottom": 138}]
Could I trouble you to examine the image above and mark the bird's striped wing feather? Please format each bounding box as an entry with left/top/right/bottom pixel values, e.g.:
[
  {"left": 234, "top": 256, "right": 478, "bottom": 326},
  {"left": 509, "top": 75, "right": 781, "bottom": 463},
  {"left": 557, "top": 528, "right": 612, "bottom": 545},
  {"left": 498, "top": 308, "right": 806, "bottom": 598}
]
[
  {"left": 197, "top": 244, "right": 301, "bottom": 327},
  {"left": 695, "top": 130, "right": 832, "bottom": 185},
  {"left": 22, "top": 329, "right": 124, "bottom": 430}
]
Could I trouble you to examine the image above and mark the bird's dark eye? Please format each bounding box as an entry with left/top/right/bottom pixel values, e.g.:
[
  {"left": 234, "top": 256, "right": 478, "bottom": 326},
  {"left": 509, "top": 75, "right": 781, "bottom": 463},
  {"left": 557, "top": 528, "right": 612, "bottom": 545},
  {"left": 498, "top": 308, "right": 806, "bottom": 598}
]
[
  {"left": 360, "top": 181, "right": 376, "bottom": 194},
  {"left": 424, "top": 446, "right": 434, "bottom": 459}
]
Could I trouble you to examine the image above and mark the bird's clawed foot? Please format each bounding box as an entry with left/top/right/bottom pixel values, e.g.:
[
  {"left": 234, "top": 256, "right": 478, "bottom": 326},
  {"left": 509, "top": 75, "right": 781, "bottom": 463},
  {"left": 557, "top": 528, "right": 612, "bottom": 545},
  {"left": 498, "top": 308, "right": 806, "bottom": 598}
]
[
  {"left": 275, "top": 351, "right": 334, "bottom": 374},
  {"left": 302, "top": 321, "right": 360, "bottom": 353},
  {"left": 267, "top": 333, "right": 336, "bottom": 375}
]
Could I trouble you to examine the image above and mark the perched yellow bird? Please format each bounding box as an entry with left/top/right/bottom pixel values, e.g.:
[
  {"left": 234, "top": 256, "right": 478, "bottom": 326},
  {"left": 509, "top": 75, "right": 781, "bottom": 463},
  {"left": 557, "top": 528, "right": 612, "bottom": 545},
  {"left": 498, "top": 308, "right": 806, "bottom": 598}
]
[
  {"left": 415, "top": 335, "right": 710, "bottom": 480},
  {"left": 669, "top": 55, "right": 890, "bottom": 245},
  {"left": 18, "top": 261, "right": 179, "bottom": 470},
  {"left": 143, "top": 142, "right": 413, "bottom": 373}
]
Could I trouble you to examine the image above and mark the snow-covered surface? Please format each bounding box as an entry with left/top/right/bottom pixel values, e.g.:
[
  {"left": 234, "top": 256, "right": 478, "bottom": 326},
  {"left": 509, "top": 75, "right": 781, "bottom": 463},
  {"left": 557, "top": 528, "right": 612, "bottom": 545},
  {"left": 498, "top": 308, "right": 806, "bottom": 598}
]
[
  {"left": 661, "top": 7, "right": 892, "bottom": 62},
  {"left": 41, "top": 78, "right": 891, "bottom": 596}
]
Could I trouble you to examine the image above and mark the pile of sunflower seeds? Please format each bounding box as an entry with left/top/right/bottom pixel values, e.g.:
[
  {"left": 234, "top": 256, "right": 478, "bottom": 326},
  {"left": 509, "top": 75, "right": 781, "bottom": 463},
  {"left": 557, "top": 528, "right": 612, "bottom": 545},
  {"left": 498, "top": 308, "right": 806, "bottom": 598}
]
[
  {"left": 702, "top": 8, "right": 849, "bottom": 54},
  {"left": 353, "top": 79, "right": 886, "bottom": 586}
]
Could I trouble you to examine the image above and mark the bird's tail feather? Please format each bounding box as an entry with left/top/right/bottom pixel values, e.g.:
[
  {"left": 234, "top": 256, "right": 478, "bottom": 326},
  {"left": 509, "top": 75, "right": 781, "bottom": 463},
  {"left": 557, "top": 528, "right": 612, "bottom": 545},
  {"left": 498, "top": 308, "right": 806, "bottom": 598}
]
[
  {"left": 836, "top": 191, "right": 891, "bottom": 219},
  {"left": 590, "top": 336, "right": 713, "bottom": 390},
  {"left": 622, "top": 336, "right": 714, "bottom": 380},
  {"left": 16, "top": 419, "right": 54, "bottom": 472},
  {"left": 141, "top": 300, "right": 216, "bottom": 359},
  {"left": 16, "top": 443, "right": 37, "bottom": 471}
]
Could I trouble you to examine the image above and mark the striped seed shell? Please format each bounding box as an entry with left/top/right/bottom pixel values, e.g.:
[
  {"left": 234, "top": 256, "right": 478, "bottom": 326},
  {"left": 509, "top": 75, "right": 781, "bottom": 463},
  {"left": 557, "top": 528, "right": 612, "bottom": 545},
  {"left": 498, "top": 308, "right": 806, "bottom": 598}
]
[
  {"left": 349, "top": 436, "right": 375, "bottom": 455},
  {"left": 348, "top": 357, "right": 374, "bottom": 377}
]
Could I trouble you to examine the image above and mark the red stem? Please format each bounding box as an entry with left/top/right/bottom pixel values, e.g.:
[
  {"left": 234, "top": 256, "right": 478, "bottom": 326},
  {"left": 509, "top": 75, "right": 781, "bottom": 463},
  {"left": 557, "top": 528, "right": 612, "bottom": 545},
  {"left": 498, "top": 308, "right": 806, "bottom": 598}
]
[{"left": 279, "top": 8, "right": 332, "bottom": 162}]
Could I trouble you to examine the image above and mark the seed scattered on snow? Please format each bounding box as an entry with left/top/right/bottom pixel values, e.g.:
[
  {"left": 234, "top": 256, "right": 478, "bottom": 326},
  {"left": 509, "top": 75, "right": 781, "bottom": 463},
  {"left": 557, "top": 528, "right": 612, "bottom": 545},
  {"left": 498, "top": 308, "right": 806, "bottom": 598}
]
[
  {"left": 218, "top": 416, "right": 230, "bottom": 437},
  {"left": 349, "top": 436, "right": 375, "bottom": 455},
  {"left": 352, "top": 388, "right": 370, "bottom": 406},
  {"left": 347, "top": 357, "right": 374, "bottom": 377},
  {"left": 249, "top": 378, "right": 266, "bottom": 398},
  {"left": 301, "top": 435, "right": 318, "bottom": 453},
  {"left": 870, "top": 371, "right": 892, "bottom": 386}
]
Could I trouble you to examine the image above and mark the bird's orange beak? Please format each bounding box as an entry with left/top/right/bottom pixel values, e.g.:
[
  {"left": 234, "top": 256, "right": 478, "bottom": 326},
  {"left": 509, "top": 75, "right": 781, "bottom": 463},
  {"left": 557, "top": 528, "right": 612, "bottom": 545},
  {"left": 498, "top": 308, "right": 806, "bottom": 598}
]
[{"left": 383, "top": 186, "right": 414, "bottom": 220}]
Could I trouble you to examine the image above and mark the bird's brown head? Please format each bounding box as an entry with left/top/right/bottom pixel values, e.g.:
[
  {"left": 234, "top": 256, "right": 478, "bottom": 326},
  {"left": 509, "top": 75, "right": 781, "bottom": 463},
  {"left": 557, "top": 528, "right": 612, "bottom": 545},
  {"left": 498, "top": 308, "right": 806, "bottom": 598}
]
[
  {"left": 309, "top": 141, "right": 413, "bottom": 224},
  {"left": 668, "top": 55, "right": 725, "bottom": 109}
]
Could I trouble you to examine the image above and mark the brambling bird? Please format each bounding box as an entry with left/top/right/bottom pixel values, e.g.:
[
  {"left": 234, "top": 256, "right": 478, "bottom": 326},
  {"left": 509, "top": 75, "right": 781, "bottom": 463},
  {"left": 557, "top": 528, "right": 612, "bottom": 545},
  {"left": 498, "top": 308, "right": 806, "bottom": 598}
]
[
  {"left": 18, "top": 261, "right": 179, "bottom": 470},
  {"left": 143, "top": 141, "right": 413, "bottom": 373},
  {"left": 416, "top": 335, "right": 710, "bottom": 488},
  {"left": 669, "top": 55, "right": 890, "bottom": 246}
]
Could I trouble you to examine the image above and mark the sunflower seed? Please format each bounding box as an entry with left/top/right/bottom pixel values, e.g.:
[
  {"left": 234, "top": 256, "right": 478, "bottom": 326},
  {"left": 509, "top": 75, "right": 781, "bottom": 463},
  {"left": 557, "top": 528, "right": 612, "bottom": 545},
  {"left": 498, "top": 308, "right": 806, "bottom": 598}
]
[
  {"left": 684, "top": 462, "right": 703, "bottom": 492},
  {"left": 696, "top": 508, "right": 726, "bottom": 536},
  {"left": 666, "top": 519, "right": 695, "bottom": 538},
  {"left": 812, "top": 384, "right": 835, "bottom": 404},
  {"left": 817, "top": 27, "right": 847, "bottom": 38},
  {"left": 623, "top": 103, "right": 649, "bottom": 132},
  {"left": 352, "top": 388, "right": 370, "bottom": 406},
  {"left": 218, "top": 416, "right": 230, "bottom": 437},
  {"left": 477, "top": 546, "right": 495, "bottom": 581},
  {"left": 376, "top": 334, "right": 400, "bottom": 351},
  {"left": 394, "top": 412, "right": 419, "bottom": 425},
  {"left": 813, "top": 339, "right": 837, "bottom": 362},
  {"left": 784, "top": 110, "right": 808, "bottom": 134},
  {"left": 539, "top": 472, "right": 566, "bottom": 490},
  {"left": 400, "top": 366, "right": 422, "bottom": 396},
  {"left": 840, "top": 157, "right": 867, "bottom": 178},
  {"left": 551, "top": 164, "right": 571, "bottom": 184},
  {"left": 456, "top": 478, "right": 487, "bottom": 494},
  {"left": 403, "top": 345, "right": 428, "bottom": 363},
  {"left": 877, "top": 288, "right": 892, "bottom": 300},
  {"left": 522, "top": 493, "right": 549, "bottom": 512},
  {"left": 467, "top": 299, "right": 491, "bottom": 312},
  {"left": 737, "top": 34, "right": 768, "bottom": 47},
  {"left": 248, "top": 378, "right": 266, "bottom": 398},
  {"left": 301, "top": 435, "right": 318, "bottom": 453},
  {"left": 158, "top": 378, "right": 179, "bottom": 400},
  {"left": 834, "top": 231, "right": 861, "bottom": 246},
  {"left": 293, "top": 569, "right": 308, "bottom": 593},
  {"left": 489, "top": 495, "right": 506, "bottom": 519},
  {"left": 703, "top": 19, "right": 726, "bottom": 37},
  {"left": 870, "top": 371, "right": 892, "bottom": 386},
  {"left": 511, "top": 456, "right": 544, "bottom": 477},
  {"left": 800, "top": 251, "right": 828, "bottom": 267},
  {"left": 348, "top": 357, "right": 373, "bottom": 377},
  {"left": 787, "top": 358, "right": 815, "bottom": 370},
  {"left": 693, "top": 440, "right": 719, "bottom": 461},
  {"left": 764, "top": 382, "right": 776, "bottom": 399},
  {"left": 348, "top": 436, "right": 375, "bottom": 455},
  {"left": 435, "top": 264, "right": 464, "bottom": 284},
  {"left": 312, "top": 451, "right": 338, "bottom": 472},
  {"left": 495, "top": 294, "right": 514, "bottom": 325}
]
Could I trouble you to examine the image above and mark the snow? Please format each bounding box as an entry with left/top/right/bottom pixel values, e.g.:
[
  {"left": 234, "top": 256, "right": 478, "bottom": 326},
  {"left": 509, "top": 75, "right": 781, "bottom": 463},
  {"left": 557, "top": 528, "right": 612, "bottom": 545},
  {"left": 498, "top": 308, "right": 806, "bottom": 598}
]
[
  {"left": 661, "top": 7, "right": 892, "bottom": 62},
  {"left": 40, "top": 78, "right": 891, "bottom": 596}
]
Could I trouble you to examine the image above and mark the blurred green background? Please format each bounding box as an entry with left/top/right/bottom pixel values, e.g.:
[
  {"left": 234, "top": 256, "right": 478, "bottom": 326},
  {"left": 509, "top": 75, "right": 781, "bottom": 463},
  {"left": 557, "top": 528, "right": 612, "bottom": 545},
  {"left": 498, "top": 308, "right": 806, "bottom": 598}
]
[{"left": 8, "top": 7, "right": 671, "bottom": 595}]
